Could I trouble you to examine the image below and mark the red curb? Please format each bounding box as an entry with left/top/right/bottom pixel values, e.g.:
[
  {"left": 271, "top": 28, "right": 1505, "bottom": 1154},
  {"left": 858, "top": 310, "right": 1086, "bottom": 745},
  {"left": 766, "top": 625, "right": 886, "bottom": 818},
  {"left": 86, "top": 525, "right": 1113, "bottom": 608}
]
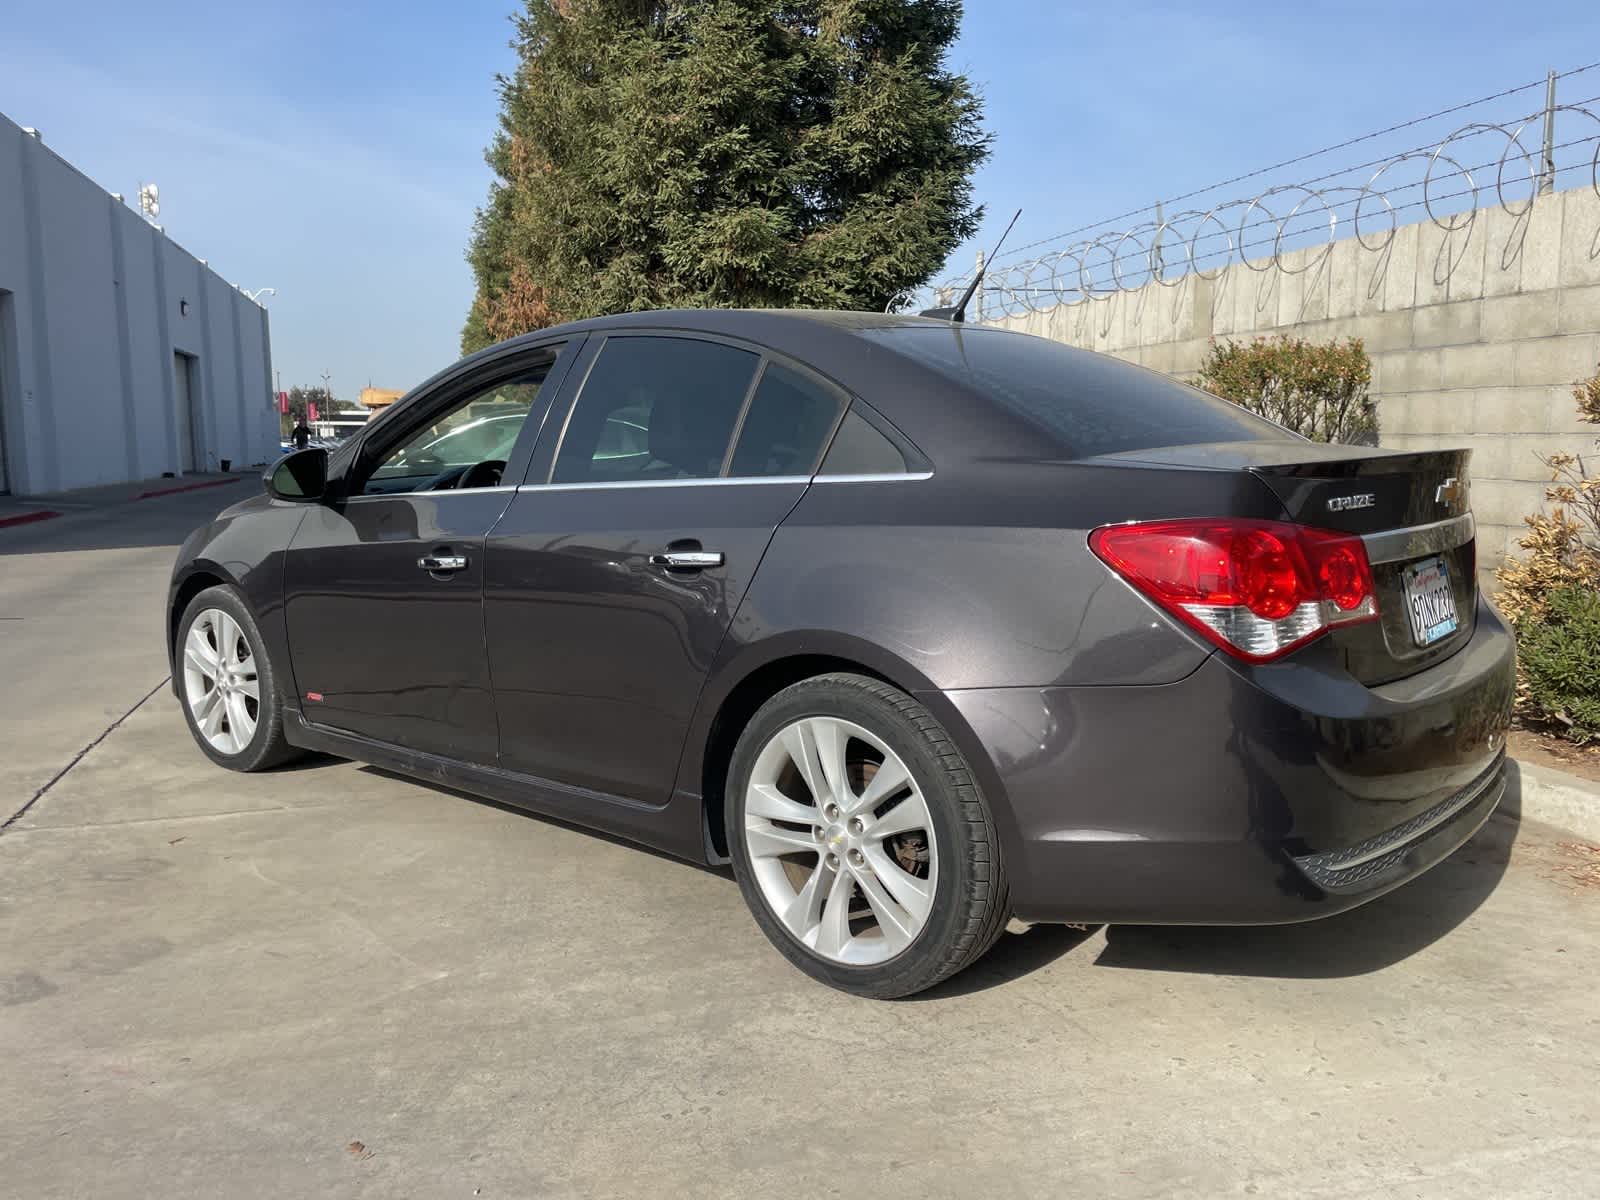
[
  {"left": 0, "top": 509, "right": 63, "bottom": 530},
  {"left": 133, "top": 477, "right": 246, "bottom": 501}
]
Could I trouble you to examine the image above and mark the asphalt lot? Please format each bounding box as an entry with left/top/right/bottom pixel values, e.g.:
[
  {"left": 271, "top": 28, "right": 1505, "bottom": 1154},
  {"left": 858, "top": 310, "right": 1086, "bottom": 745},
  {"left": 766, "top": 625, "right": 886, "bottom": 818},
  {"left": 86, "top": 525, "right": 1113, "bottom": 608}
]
[{"left": 3, "top": 485, "right": 1599, "bottom": 1198}]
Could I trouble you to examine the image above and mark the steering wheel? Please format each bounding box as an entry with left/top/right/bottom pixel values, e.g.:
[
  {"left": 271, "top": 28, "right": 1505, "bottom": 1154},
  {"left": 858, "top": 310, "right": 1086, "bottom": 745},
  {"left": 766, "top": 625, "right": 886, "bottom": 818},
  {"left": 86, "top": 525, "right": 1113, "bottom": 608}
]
[{"left": 457, "top": 459, "right": 506, "bottom": 490}]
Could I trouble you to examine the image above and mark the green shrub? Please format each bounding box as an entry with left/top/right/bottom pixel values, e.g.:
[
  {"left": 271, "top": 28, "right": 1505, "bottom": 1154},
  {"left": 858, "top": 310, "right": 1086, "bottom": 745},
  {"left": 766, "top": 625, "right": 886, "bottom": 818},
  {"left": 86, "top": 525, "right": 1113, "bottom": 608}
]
[
  {"left": 1195, "top": 335, "right": 1375, "bottom": 443},
  {"left": 1495, "top": 364, "right": 1600, "bottom": 739},
  {"left": 1516, "top": 586, "right": 1600, "bottom": 744},
  {"left": 1499, "top": 371, "right": 1600, "bottom": 622}
]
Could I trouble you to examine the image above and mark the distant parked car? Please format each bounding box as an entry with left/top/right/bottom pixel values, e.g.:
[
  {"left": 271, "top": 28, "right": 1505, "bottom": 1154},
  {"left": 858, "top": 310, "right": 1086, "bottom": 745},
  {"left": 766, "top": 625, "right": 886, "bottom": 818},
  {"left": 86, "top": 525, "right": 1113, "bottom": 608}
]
[{"left": 170, "top": 310, "right": 1514, "bottom": 998}]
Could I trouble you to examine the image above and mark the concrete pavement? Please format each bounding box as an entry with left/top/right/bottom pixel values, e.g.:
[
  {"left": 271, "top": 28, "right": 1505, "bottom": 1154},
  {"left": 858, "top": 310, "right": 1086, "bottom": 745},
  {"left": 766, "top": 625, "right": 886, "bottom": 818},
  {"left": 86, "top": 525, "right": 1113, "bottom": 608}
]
[
  {"left": 2, "top": 486, "right": 1599, "bottom": 1198},
  {"left": 0, "top": 479, "right": 251, "bottom": 810}
]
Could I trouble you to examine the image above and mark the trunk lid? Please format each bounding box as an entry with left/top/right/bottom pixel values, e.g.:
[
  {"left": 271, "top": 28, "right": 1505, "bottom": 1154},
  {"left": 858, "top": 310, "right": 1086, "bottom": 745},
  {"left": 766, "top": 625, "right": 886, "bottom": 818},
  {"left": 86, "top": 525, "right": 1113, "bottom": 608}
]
[{"left": 1095, "top": 441, "right": 1476, "bottom": 683}]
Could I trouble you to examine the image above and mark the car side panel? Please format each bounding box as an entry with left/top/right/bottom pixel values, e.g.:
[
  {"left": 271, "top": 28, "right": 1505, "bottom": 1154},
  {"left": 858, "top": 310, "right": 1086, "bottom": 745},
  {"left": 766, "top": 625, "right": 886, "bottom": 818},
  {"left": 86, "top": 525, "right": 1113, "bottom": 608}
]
[
  {"left": 718, "top": 462, "right": 1283, "bottom": 694},
  {"left": 671, "top": 460, "right": 1279, "bottom": 858},
  {"left": 943, "top": 598, "right": 1515, "bottom": 924},
  {"left": 282, "top": 491, "right": 511, "bottom": 762},
  {"left": 167, "top": 494, "right": 307, "bottom": 695},
  {"left": 484, "top": 480, "right": 807, "bottom": 804}
]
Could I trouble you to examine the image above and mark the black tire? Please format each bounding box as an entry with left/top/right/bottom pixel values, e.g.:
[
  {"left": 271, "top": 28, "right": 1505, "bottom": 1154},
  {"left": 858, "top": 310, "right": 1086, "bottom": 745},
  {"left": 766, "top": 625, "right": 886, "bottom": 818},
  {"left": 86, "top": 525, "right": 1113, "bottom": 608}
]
[
  {"left": 175, "top": 585, "right": 302, "bottom": 772},
  {"left": 725, "top": 673, "right": 1009, "bottom": 999}
]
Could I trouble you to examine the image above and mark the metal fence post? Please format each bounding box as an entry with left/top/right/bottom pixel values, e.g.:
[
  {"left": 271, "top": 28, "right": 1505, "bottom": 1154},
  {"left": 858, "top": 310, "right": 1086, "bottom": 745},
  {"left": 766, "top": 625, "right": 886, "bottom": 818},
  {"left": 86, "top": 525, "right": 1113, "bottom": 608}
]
[
  {"left": 973, "top": 250, "right": 985, "bottom": 323},
  {"left": 1539, "top": 68, "right": 1557, "bottom": 195},
  {"left": 1153, "top": 199, "right": 1166, "bottom": 279}
]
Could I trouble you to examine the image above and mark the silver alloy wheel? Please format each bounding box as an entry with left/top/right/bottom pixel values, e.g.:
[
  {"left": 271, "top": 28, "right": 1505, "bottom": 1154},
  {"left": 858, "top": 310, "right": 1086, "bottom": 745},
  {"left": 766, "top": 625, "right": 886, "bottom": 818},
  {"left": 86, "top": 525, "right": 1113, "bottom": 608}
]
[
  {"left": 743, "top": 716, "right": 938, "bottom": 966},
  {"left": 182, "top": 608, "right": 260, "bottom": 755}
]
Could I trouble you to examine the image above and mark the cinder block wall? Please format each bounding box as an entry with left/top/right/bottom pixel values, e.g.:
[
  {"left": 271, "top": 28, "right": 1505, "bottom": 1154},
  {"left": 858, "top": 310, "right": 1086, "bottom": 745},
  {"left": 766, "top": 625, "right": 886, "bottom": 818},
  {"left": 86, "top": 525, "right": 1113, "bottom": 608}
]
[{"left": 994, "top": 186, "right": 1600, "bottom": 574}]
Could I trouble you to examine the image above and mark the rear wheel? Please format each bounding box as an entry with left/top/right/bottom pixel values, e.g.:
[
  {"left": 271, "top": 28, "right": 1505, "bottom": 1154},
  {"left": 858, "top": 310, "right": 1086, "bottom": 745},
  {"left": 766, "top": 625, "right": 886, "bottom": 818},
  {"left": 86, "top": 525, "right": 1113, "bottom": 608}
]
[
  {"left": 176, "top": 586, "right": 301, "bottom": 772},
  {"left": 726, "top": 673, "right": 1008, "bottom": 998}
]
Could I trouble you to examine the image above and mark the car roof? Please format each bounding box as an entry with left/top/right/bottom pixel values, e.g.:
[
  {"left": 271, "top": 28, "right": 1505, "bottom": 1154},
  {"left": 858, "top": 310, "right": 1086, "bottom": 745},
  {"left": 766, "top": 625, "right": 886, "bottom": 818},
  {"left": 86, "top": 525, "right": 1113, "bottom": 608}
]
[{"left": 402, "top": 309, "right": 1108, "bottom": 464}]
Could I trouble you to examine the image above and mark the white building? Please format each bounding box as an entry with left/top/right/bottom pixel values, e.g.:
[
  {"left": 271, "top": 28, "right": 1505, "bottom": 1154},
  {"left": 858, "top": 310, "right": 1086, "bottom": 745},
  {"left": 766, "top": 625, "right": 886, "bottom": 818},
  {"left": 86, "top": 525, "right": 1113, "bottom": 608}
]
[{"left": 0, "top": 113, "right": 279, "bottom": 496}]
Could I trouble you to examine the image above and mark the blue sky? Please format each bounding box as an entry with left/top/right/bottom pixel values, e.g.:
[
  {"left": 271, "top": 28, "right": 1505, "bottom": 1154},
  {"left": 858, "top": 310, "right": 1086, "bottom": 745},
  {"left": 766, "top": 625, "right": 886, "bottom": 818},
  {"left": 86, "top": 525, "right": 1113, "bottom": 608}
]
[{"left": 3, "top": 1, "right": 1597, "bottom": 398}]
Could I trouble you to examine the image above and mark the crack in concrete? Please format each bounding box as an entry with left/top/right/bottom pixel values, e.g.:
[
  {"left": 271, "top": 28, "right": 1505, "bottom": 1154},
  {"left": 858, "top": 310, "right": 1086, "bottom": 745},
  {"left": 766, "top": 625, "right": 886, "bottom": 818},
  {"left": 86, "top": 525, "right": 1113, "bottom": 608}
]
[
  {"left": 3, "top": 801, "right": 353, "bottom": 835},
  {"left": 1, "top": 676, "right": 170, "bottom": 833}
]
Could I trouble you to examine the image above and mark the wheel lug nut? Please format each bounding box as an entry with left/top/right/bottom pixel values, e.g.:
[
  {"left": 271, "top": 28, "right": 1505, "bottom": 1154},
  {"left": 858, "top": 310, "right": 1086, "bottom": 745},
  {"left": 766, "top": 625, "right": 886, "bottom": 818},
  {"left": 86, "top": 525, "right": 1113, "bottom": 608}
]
[
  {"left": 812, "top": 826, "right": 825, "bottom": 841},
  {"left": 847, "top": 817, "right": 864, "bottom": 835},
  {"left": 823, "top": 803, "right": 840, "bottom": 821},
  {"left": 826, "top": 853, "right": 839, "bottom": 869}
]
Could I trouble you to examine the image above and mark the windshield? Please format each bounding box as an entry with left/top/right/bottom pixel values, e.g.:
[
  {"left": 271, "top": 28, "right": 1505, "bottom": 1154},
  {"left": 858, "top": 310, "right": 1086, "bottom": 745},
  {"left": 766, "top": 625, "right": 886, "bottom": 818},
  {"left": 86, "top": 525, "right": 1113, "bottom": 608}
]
[{"left": 863, "top": 326, "right": 1288, "bottom": 458}]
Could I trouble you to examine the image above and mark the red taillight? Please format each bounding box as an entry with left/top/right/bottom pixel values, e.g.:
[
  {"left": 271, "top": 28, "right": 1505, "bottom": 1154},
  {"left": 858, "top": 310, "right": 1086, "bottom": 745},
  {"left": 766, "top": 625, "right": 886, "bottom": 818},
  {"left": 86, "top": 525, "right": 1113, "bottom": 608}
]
[{"left": 1089, "top": 518, "right": 1379, "bottom": 662}]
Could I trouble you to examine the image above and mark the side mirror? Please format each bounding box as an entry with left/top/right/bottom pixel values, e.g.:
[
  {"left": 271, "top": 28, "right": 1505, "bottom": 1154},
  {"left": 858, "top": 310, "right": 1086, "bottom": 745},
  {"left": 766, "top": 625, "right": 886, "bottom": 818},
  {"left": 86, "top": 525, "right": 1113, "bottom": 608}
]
[{"left": 265, "top": 447, "right": 329, "bottom": 502}]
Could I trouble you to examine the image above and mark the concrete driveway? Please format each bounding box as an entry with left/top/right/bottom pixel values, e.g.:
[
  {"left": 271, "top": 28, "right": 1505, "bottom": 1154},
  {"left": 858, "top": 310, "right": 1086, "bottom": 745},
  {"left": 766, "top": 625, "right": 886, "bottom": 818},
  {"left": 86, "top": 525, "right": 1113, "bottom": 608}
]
[{"left": 3, "top": 487, "right": 1598, "bottom": 1198}]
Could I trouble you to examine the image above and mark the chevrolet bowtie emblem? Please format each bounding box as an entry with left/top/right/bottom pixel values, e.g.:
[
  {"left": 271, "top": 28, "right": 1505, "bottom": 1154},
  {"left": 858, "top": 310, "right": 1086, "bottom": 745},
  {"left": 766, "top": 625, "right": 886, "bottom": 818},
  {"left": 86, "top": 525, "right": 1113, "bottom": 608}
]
[{"left": 1435, "top": 477, "right": 1462, "bottom": 505}]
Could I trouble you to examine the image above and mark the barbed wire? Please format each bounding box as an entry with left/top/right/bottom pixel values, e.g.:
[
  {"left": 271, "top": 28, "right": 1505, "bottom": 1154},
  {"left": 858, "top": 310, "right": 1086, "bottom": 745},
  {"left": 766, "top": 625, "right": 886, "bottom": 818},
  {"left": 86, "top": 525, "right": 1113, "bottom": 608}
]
[{"left": 892, "top": 73, "right": 1600, "bottom": 320}]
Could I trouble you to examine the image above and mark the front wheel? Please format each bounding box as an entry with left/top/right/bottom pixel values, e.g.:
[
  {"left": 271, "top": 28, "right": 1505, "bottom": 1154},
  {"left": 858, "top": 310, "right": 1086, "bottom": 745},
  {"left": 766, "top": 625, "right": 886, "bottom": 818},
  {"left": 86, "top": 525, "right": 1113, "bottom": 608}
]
[
  {"left": 726, "top": 673, "right": 1009, "bottom": 999},
  {"left": 176, "top": 585, "right": 301, "bottom": 772}
]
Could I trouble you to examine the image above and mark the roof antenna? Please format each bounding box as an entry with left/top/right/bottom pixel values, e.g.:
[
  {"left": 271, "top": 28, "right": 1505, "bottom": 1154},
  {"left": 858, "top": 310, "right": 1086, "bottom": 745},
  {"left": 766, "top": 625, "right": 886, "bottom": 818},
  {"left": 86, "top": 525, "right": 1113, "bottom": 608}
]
[{"left": 920, "top": 208, "right": 1022, "bottom": 323}]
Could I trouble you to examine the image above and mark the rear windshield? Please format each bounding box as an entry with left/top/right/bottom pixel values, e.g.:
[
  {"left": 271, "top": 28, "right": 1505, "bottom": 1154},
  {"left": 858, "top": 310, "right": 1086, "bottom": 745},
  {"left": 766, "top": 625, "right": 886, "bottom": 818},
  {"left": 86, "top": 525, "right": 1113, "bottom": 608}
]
[{"left": 863, "top": 326, "right": 1288, "bottom": 458}]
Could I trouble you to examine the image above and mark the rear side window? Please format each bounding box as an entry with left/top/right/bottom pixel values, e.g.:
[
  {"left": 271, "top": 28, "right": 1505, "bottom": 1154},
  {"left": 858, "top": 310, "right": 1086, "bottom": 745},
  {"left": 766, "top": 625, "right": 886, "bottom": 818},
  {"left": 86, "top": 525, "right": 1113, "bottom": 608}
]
[
  {"left": 729, "top": 362, "right": 845, "bottom": 477},
  {"left": 819, "top": 409, "right": 908, "bottom": 475},
  {"left": 553, "top": 336, "right": 759, "bottom": 483},
  {"left": 863, "top": 326, "right": 1286, "bottom": 458}
]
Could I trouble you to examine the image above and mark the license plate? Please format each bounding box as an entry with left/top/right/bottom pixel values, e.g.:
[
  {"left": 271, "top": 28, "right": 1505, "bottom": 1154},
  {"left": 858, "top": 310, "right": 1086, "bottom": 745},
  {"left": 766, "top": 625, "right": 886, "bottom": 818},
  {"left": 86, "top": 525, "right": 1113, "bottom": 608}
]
[{"left": 1403, "top": 556, "right": 1459, "bottom": 646}]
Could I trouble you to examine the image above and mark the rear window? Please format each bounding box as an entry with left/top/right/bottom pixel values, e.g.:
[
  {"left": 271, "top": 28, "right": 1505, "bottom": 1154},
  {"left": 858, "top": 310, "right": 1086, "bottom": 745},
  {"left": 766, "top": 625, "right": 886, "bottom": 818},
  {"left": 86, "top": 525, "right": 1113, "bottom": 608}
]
[
  {"left": 862, "top": 326, "right": 1287, "bottom": 458},
  {"left": 729, "top": 362, "right": 844, "bottom": 477},
  {"left": 819, "top": 409, "right": 908, "bottom": 475}
]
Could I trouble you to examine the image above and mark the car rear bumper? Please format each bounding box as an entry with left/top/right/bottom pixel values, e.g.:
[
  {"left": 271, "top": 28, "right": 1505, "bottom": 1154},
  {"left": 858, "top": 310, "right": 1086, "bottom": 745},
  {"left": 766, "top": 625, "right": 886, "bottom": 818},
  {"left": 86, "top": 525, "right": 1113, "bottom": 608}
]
[{"left": 935, "top": 595, "right": 1516, "bottom": 925}]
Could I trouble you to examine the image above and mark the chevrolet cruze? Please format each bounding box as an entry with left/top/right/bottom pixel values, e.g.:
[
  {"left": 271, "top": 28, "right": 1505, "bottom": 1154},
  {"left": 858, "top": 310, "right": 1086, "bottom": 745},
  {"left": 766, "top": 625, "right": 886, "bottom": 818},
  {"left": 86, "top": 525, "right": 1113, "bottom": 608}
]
[{"left": 168, "top": 310, "right": 1514, "bottom": 998}]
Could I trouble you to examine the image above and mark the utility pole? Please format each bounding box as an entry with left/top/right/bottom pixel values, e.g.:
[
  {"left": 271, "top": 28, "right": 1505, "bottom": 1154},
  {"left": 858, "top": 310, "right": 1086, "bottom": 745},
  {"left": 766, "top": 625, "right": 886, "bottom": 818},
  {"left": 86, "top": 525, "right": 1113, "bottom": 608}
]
[{"left": 1539, "top": 68, "right": 1557, "bottom": 196}]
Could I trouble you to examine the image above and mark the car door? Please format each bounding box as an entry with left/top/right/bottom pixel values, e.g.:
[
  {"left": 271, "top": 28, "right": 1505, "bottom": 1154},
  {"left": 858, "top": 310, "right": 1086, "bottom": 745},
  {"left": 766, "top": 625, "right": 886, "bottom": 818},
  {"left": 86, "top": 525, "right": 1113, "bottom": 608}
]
[
  {"left": 281, "top": 339, "right": 578, "bottom": 762},
  {"left": 484, "top": 333, "right": 847, "bottom": 804}
]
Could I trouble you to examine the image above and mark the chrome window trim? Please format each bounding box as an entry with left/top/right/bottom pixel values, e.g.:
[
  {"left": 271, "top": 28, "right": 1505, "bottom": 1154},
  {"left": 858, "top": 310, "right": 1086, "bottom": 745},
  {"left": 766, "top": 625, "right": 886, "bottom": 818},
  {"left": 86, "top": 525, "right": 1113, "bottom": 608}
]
[
  {"left": 512, "top": 470, "right": 932, "bottom": 494},
  {"left": 516, "top": 476, "right": 811, "bottom": 494},
  {"left": 345, "top": 484, "right": 521, "bottom": 502},
  {"left": 1361, "top": 513, "right": 1475, "bottom": 565},
  {"left": 813, "top": 471, "right": 932, "bottom": 484}
]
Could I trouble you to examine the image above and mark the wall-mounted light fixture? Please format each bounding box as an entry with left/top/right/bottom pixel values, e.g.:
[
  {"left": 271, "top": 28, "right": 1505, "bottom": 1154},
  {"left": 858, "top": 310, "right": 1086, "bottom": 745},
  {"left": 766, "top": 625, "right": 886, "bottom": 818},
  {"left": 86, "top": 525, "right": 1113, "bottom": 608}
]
[{"left": 179, "top": 299, "right": 190, "bottom": 317}]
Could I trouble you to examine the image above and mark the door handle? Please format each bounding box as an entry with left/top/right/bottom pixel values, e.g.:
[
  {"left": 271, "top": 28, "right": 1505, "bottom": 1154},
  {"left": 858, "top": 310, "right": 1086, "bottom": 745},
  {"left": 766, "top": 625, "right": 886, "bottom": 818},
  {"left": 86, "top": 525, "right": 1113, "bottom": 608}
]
[
  {"left": 649, "top": 550, "right": 723, "bottom": 570},
  {"left": 418, "top": 554, "right": 469, "bottom": 572}
]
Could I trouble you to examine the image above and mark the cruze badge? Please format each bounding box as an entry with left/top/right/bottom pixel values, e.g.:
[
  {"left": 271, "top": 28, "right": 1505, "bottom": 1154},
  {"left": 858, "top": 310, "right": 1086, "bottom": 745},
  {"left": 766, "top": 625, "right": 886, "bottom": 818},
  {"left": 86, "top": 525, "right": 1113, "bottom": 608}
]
[
  {"left": 1327, "top": 493, "right": 1376, "bottom": 513},
  {"left": 1435, "top": 476, "right": 1461, "bottom": 505}
]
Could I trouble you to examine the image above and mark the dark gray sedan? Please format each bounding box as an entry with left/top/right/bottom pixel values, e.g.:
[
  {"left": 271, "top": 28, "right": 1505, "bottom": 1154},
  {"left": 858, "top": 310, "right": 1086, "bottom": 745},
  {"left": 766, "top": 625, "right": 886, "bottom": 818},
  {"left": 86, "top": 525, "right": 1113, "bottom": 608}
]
[{"left": 167, "top": 310, "right": 1514, "bottom": 998}]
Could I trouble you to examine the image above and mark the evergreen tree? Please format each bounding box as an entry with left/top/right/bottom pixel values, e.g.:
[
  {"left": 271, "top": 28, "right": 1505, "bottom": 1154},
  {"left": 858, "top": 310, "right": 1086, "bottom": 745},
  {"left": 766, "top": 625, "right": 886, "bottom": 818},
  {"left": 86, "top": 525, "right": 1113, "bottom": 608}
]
[{"left": 463, "top": 0, "right": 987, "bottom": 351}]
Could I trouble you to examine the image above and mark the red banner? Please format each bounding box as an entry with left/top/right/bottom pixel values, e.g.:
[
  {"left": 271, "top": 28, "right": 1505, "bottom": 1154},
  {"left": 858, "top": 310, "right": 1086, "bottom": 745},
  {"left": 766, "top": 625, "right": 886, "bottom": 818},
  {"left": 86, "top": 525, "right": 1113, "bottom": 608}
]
[
  {"left": 307, "top": 401, "right": 319, "bottom": 422},
  {"left": 277, "top": 390, "right": 289, "bottom": 414}
]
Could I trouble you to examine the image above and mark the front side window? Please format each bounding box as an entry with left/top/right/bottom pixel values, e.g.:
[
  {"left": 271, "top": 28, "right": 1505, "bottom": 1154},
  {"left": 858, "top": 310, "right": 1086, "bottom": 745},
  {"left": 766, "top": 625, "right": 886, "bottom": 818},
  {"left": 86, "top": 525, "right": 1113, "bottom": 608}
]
[
  {"left": 362, "top": 359, "right": 556, "bottom": 495},
  {"left": 552, "top": 337, "right": 759, "bottom": 484}
]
